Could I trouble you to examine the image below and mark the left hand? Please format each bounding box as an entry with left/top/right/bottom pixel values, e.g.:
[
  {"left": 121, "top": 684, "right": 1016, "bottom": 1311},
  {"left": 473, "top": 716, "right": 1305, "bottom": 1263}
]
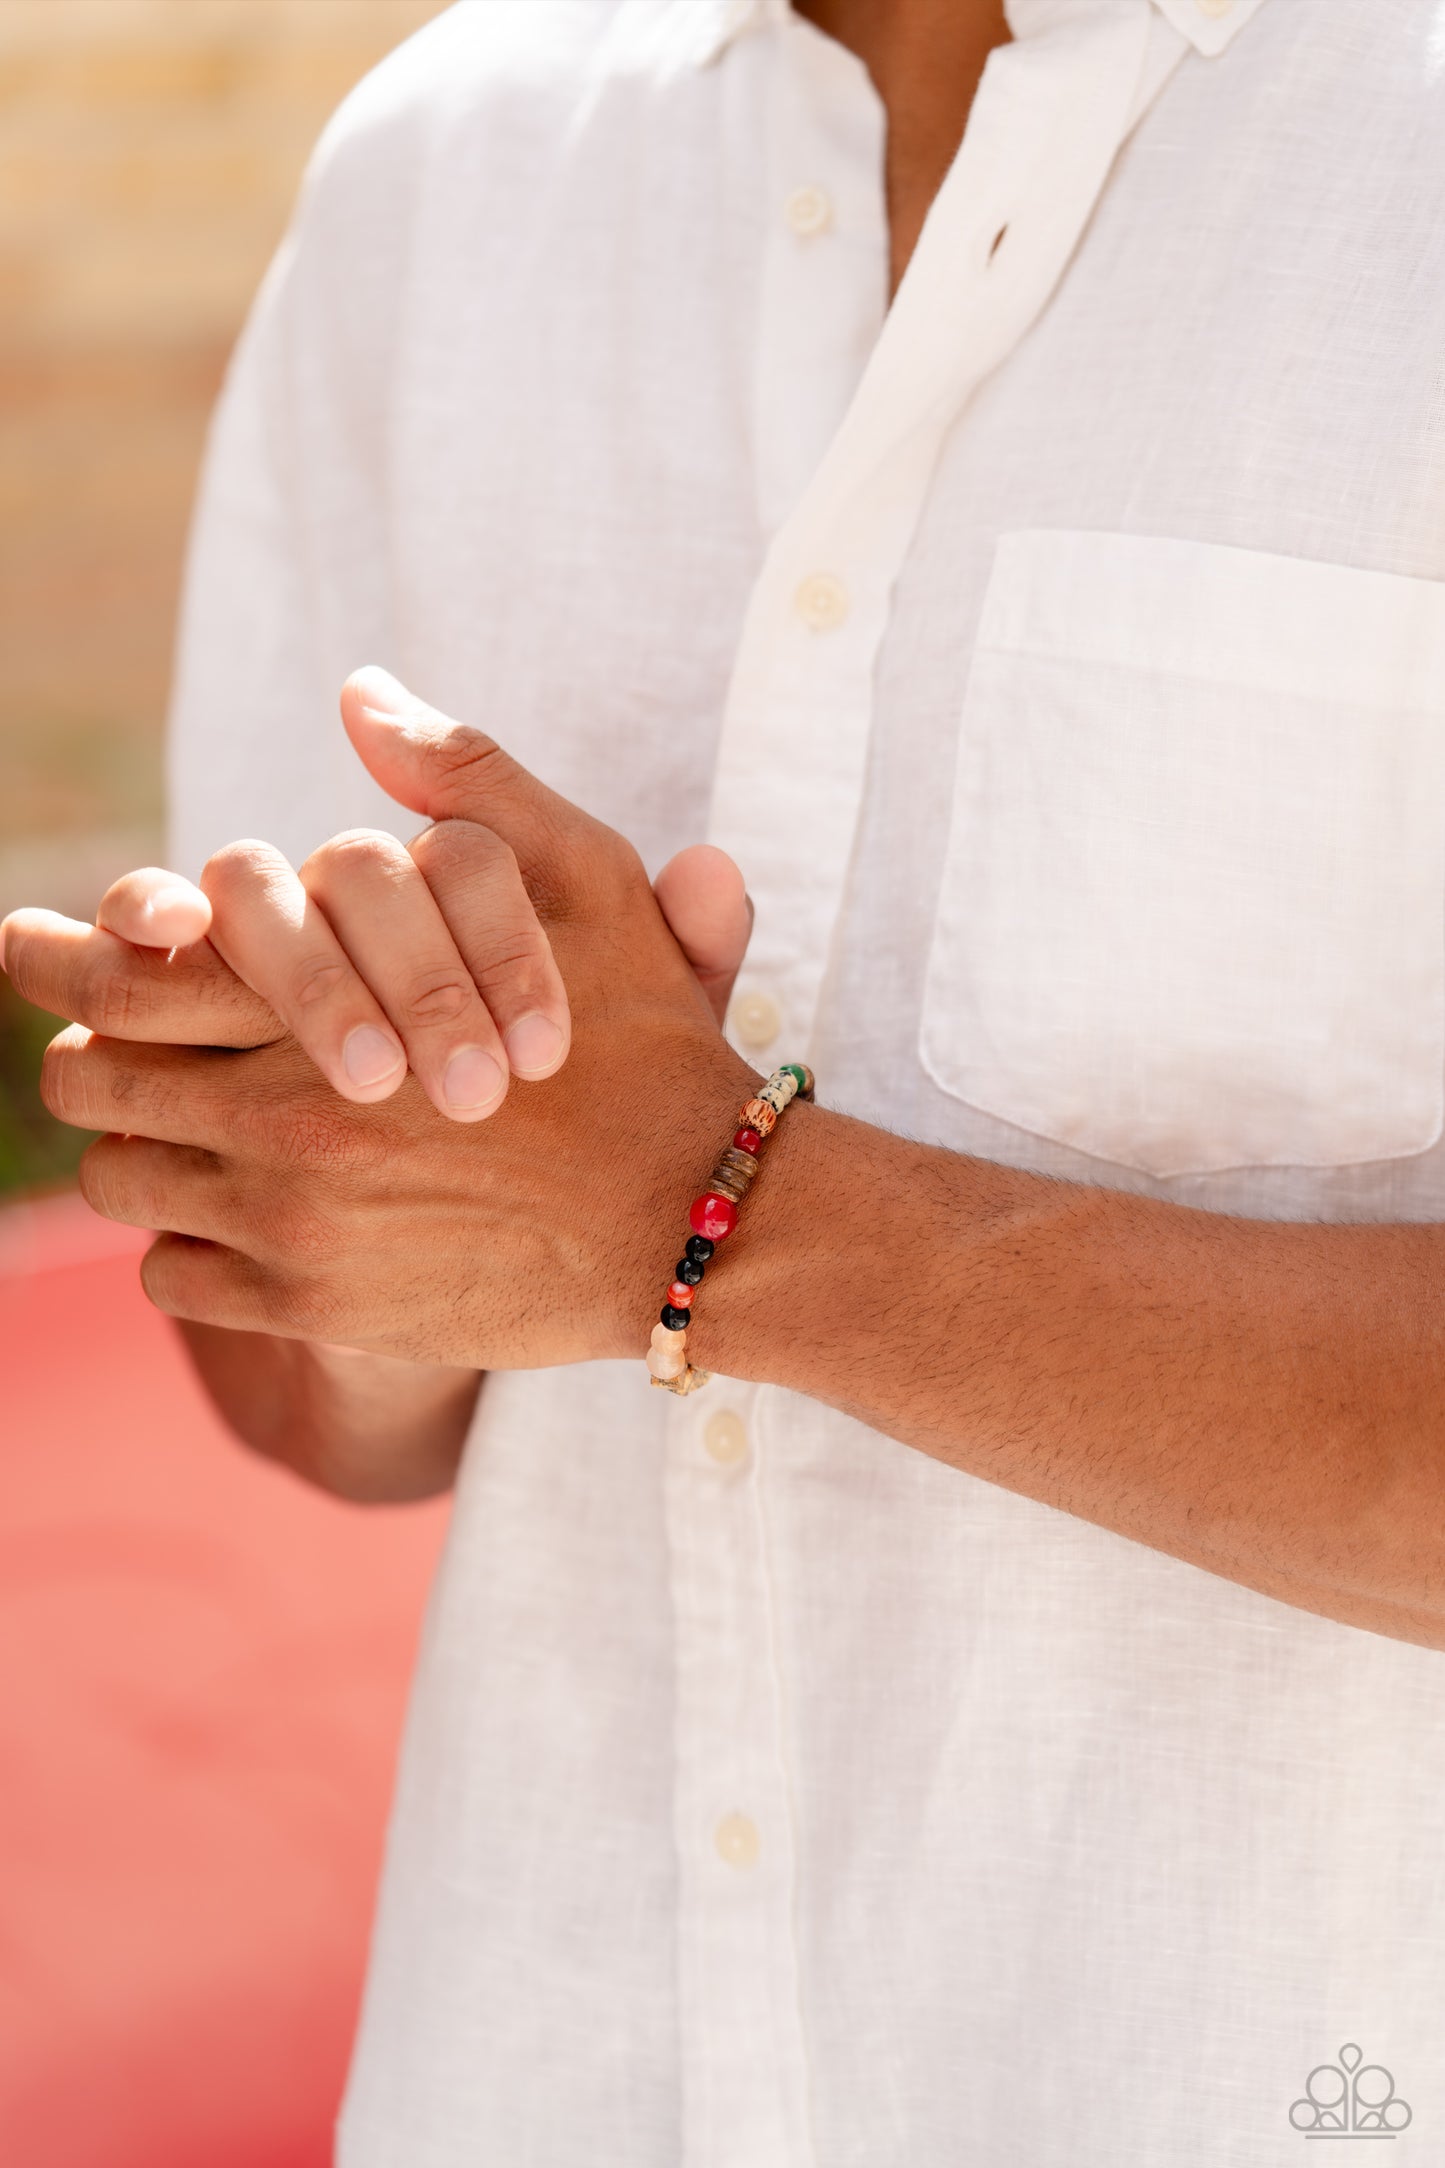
[{"left": 34, "top": 678, "right": 760, "bottom": 1368}]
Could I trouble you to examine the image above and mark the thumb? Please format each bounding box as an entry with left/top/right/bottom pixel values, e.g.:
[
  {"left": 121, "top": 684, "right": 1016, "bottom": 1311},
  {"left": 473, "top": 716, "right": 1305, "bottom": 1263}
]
[
  {"left": 340, "top": 665, "right": 580, "bottom": 879},
  {"left": 653, "top": 845, "right": 753, "bottom": 1027}
]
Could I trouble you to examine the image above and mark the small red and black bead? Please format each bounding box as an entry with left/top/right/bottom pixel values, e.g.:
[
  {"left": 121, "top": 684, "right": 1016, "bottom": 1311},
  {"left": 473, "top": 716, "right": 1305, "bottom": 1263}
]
[{"left": 733, "top": 1126, "right": 762, "bottom": 1155}]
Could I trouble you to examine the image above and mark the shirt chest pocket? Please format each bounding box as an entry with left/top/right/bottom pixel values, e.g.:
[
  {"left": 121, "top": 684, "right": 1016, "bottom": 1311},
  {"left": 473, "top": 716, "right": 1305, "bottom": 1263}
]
[{"left": 919, "top": 531, "right": 1445, "bottom": 1179}]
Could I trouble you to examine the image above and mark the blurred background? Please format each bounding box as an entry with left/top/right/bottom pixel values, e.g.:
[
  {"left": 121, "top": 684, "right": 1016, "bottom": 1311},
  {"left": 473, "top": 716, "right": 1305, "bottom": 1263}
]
[
  {"left": 0, "top": 0, "right": 444, "bottom": 1191},
  {"left": 1, "top": 8, "right": 452, "bottom": 2166}
]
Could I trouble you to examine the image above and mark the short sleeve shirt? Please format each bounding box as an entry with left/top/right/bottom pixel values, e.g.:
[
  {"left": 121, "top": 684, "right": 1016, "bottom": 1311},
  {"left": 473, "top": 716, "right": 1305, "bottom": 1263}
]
[{"left": 167, "top": 4, "right": 1445, "bottom": 2161}]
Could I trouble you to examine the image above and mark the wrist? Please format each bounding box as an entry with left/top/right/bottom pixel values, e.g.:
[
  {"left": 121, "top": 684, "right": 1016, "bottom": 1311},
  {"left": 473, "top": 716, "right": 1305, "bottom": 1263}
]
[
  {"left": 598, "top": 1033, "right": 761, "bottom": 1361},
  {"left": 681, "top": 1091, "right": 832, "bottom": 1390},
  {"left": 645, "top": 1066, "right": 849, "bottom": 1387}
]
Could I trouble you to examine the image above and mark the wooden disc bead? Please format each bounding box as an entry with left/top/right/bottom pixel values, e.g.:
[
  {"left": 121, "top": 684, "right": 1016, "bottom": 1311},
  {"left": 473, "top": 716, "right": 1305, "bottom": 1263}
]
[
  {"left": 706, "top": 1170, "right": 750, "bottom": 1205},
  {"left": 739, "top": 1097, "right": 777, "bottom": 1137},
  {"left": 709, "top": 1153, "right": 757, "bottom": 1188}
]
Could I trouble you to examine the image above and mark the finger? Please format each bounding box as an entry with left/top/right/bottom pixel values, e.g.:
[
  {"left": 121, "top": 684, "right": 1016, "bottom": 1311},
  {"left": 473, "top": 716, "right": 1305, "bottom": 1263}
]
[
  {"left": 140, "top": 1232, "right": 278, "bottom": 1335},
  {"left": 41, "top": 1024, "right": 246, "bottom": 1152},
  {"left": 201, "top": 840, "right": 409, "bottom": 1105},
  {"left": 2, "top": 909, "right": 279, "bottom": 1047},
  {"left": 652, "top": 846, "right": 753, "bottom": 1027},
  {"left": 406, "top": 821, "right": 571, "bottom": 1081},
  {"left": 339, "top": 666, "right": 597, "bottom": 892},
  {"left": 78, "top": 1131, "right": 230, "bottom": 1240},
  {"left": 141, "top": 1231, "right": 353, "bottom": 1346},
  {"left": 300, "top": 828, "right": 510, "bottom": 1118},
  {"left": 96, "top": 867, "right": 212, "bottom": 951}
]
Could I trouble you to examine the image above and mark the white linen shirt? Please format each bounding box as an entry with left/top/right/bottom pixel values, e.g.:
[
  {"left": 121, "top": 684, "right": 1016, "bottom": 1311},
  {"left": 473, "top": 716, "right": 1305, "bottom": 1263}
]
[{"left": 167, "top": 2, "right": 1445, "bottom": 2162}]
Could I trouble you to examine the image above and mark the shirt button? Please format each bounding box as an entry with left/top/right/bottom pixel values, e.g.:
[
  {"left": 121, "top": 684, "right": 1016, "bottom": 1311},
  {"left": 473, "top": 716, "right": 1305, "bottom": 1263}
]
[
  {"left": 1196, "top": 0, "right": 1233, "bottom": 14},
  {"left": 794, "top": 571, "right": 850, "bottom": 632},
  {"left": 703, "top": 1409, "right": 749, "bottom": 1466},
  {"left": 715, "top": 1813, "right": 761, "bottom": 1868},
  {"left": 730, "top": 985, "right": 781, "bottom": 1050},
  {"left": 785, "top": 184, "right": 832, "bottom": 237}
]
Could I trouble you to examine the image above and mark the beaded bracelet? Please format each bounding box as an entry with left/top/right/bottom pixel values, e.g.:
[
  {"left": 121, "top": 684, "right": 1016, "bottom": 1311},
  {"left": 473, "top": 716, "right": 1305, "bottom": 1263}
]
[{"left": 646, "top": 1061, "right": 814, "bottom": 1394}]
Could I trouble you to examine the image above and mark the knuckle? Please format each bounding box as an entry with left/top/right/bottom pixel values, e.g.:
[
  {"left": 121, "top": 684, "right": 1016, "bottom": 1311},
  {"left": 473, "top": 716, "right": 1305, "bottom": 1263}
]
[
  {"left": 273, "top": 1273, "right": 344, "bottom": 1340},
  {"left": 473, "top": 935, "right": 551, "bottom": 998},
  {"left": 308, "top": 828, "right": 406, "bottom": 886},
  {"left": 82, "top": 954, "right": 151, "bottom": 1037},
  {"left": 103, "top": 1056, "right": 176, "bottom": 1125},
  {"left": 202, "top": 838, "right": 281, "bottom": 902},
  {"left": 289, "top": 952, "right": 350, "bottom": 1012},
  {"left": 399, "top": 967, "right": 474, "bottom": 1028},
  {"left": 591, "top": 823, "right": 646, "bottom": 893},
  {"left": 432, "top": 726, "right": 514, "bottom": 796},
  {"left": 410, "top": 817, "right": 511, "bottom": 883}
]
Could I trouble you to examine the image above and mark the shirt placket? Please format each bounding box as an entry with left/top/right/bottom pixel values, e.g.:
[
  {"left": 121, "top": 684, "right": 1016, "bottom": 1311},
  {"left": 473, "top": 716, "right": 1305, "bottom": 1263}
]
[
  {"left": 713, "top": 0, "right": 1181, "bottom": 1068},
  {"left": 666, "top": 1381, "right": 812, "bottom": 2168},
  {"left": 672, "top": 9, "right": 1185, "bottom": 2168},
  {"left": 665, "top": 26, "right": 884, "bottom": 2168}
]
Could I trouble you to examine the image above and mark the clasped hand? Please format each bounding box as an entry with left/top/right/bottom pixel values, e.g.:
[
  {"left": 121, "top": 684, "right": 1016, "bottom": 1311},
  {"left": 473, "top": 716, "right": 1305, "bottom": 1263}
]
[{"left": 2, "top": 669, "right": 758, "bottom": 1368}]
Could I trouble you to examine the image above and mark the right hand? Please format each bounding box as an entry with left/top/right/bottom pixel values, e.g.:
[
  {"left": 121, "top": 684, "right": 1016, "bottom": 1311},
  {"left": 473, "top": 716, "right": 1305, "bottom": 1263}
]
[{"left": 1, "top": 672, "right": 753, "bottom": 1122}]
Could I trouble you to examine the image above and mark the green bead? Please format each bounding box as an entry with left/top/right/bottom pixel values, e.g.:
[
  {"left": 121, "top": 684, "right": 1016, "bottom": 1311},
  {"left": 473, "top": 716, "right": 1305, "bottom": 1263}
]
[{"left": 782, "top": 1063, "right": 810, "bottom": 1096}]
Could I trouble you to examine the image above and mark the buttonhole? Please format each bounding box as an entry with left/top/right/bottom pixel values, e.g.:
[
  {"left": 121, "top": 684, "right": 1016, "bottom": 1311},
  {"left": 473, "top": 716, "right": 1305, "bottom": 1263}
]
[{"left": 988, "top": 223, "right": 1008, "bottom": 263}]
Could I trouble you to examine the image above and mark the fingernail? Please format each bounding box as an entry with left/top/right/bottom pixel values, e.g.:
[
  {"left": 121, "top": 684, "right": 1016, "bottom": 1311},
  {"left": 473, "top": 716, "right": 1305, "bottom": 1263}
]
[
  {"left": 350, "top": 664, "right": 416, "bottom": 720},
  {"left": 343, "top": 1024, "right": 404, "bottom": 1088},
  {"left": 505, "top": 1013, "right": 565, "bottom": 1078},
  {"left": 444, "top": 1045, "right": 505, "bottom": 1112}
]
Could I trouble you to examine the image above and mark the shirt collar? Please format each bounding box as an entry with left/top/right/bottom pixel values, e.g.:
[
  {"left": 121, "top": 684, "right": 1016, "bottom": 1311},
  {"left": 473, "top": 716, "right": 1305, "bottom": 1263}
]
[
  {"left": 687, "top": 0, "right": 1270, "bottom": 66},
  {"left": 1133, "top": 0, "right": 1270, "bottom": 58}
]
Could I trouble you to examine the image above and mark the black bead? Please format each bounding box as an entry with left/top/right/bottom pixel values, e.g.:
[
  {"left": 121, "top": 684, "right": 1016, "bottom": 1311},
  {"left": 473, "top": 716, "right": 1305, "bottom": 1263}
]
[
  {"left": 675, "top": 1257, "right": 705, "bottom": 1287},
  {"left": 660, "top": 1303, "right": 692, "bottom": 1333},
  {"left": 685, "top": 1235, "right": 715, "bottom": 1265}
]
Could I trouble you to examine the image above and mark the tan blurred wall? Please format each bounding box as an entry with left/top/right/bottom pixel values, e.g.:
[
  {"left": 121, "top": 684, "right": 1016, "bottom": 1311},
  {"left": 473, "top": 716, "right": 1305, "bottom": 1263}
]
[{"left": 0, "top": 0, "right": 447, "bottom": 918}]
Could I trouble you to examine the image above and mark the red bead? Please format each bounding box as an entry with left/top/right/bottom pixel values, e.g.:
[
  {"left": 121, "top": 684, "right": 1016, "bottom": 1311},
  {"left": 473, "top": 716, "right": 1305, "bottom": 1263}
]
[
  {"left": 667, "top": 1280, "right": 694, "bottom": 1308},
  {"left": 688, "top": 1192, "right": 738, "bottom": 1242},
  {"left": 733, "top": 1127, "right": 762, "bottom": 1155}
]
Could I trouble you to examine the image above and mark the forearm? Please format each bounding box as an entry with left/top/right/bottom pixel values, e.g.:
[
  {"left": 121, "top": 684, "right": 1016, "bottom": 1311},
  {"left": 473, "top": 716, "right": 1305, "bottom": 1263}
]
[
  {"left": 693, "top": 1100, "right": 1445, "bottom": 1646},
  {"left": 176, "top": 1319, "right": 480, "bottom": 1502}
]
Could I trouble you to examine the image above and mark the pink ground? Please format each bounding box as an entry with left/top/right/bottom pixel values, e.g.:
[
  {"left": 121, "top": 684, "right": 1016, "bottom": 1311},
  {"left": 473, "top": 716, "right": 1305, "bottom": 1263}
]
[{"left": 0, "top": 1193, "right": 447, "bottom": 2168}]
